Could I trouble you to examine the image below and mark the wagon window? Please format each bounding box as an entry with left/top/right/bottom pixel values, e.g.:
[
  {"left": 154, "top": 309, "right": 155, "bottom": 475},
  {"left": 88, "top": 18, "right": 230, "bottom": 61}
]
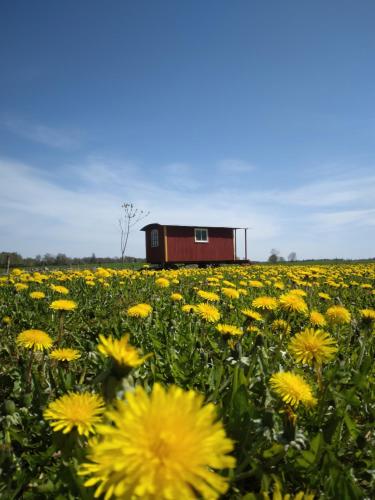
[
  {"left": 151, "top": 229, "right": 159, "bottom": 247},
  {"left": 194, "top": 228, "right": 208, "bottom": 243}
]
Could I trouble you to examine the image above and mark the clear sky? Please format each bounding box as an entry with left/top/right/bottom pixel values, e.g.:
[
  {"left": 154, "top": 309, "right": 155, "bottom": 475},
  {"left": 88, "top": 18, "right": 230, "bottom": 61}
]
[{"left": 1, "top": 0, "right": 374, "bottom": 260}]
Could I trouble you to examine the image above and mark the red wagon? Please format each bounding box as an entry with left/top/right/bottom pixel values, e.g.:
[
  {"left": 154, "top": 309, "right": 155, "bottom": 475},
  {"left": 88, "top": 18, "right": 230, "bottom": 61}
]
[{"left": 141, "top": 224, "right": 250, "bottom": 267}]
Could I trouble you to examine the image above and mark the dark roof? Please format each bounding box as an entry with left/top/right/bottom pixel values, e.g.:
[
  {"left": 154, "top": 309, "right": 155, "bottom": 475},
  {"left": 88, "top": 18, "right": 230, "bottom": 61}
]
[{"left": 140, "top": 223, "right": 246, "bottom": 231}]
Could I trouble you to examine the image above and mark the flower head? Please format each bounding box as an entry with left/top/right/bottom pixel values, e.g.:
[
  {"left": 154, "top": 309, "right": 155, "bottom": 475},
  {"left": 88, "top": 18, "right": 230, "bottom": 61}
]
[
  {"left": 271, "top": 319, "right": 291, "bottom": 335},
  {"left": 222, "top": 280, "right": 236, "bottom": 287},
  {"left": 17, "top": 329, "right": 53, "bottom": 351},
  {"left": 44, "top": 392, "right": 105, "bottom": 436},
  {"left": 155, "top": 278, "right": 170, "bottom": 288},
  {"left": 97, "top": 334, "right": 152, "bottom": 369},
  {"left": 195, "top": 303, "right": 221, "bottom": 322},
  {"left": 216, "top": 324, "right": 243, "bottom": 336},
  {"left": 326, "top": 305, "right": 351, "bottom": 325},
  {"left": 197, "top": 290, "right": 220, "bottom": 302},
  {"left": 289, "top": 328, "right": 337, "bottom": 366},
  {"left": 171, "top": 293, "right": 183, "bottom": 302},
  {"left": 309, "top": 310, "right": 326, "bottom": 327},
  {"left": 279, "top": 293, "right": 308, "bottom": 314},
  {"left": 127, "top": 303, "right": 153, "bottom": 318},
  {"left": 51, "top": 284, "right": 69, "bottom": 295},
  {"left": 30, "top": 291, "right": 46, "bottom": 300},
  {"left": 318, "top": 292, "right": 331, "bottom": 301},
  {"left": 252, "top": 296, "right": 278, "bottom": 311},
  {"left": 289, "top": 289, "right": 307, "bottom": 297},
  {"left": 79, "top": 384, "right": 235, "bottom": 499},
  {"left": 270, "top": 372, "right": 317, "bottom": 408},
  {"left": 15, "top": 283, "right": 28, "bottom": 292},
  {"left": 360, "top": 309, "right": 375, "bottom": 323},
  {"left": 249, "top": 280, "right": 264, "bottom": 288},
  {"left": 181, "top": 304, "right": 196, "bottom": 313},
  {"left": 241, "top": 309, "right": 263, "bottom": 321},
  {"left": 221, "top": 287, "right": 240, "bottom": 299},
  {"left": 50, "top": 348, "right": 81, "bottom": 362},
  {"left": 50, "top": 300, "right": 77, "bottom": 311}
]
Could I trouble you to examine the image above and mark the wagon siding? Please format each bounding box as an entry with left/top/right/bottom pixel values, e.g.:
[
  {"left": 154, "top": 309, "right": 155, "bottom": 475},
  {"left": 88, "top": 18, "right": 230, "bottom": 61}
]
[{"left": 167, "top": 226, "right": 234, "bottom": 262}]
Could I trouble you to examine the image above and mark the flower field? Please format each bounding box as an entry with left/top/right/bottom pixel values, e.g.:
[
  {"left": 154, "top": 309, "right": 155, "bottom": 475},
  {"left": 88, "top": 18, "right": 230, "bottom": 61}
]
[{"left": 0, "top": 264, "right": 374, "bottom": 499}]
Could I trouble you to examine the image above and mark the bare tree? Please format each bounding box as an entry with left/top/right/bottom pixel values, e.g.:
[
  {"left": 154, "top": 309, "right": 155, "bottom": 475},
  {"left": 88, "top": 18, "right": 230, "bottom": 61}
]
[
  {"left": 288, "top": 252, "right": 297, "bottom": 262},
  {"left": 119, "top": 203, "right": 150, "bottom": 263}
]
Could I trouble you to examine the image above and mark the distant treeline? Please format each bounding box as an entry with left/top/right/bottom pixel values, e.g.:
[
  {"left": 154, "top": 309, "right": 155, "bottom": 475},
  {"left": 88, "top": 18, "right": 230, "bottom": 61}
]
[
  {"left": 255, "top": 258, "right": 375, "bottom": 265},
  {"left": 0, "top": 252, "right": 145, "bottom": 269}
]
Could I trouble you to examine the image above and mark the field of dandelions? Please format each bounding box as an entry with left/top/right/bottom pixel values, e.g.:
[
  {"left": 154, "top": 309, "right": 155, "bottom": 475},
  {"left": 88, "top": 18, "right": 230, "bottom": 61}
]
[{"left": 0, "top": 264, "right": 374, "bottom": 499}]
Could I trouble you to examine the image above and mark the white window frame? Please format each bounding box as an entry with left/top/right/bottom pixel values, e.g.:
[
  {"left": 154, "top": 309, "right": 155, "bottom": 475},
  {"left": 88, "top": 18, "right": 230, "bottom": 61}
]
[
  {"left": 151, "top": 228, "right": 159, "bottom": 248},
  {"left": 194, "top": 227, "right": 209, "bottom": 243}
]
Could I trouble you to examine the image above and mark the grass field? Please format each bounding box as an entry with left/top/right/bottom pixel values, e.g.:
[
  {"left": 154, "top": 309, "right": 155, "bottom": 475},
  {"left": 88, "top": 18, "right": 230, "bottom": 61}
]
[{"left": 0, "top": 264, "right": 374, "bottom": 499}]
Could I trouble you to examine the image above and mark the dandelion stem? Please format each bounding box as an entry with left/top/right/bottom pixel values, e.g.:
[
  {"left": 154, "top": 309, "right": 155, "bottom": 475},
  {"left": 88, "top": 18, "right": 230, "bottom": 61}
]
[
  {"left": 26, "top": 350, "right": 34, "bottom": 387},
  {"left": 57, "top": 311, "right": 65, "bottom": 345},
  {"left": 315, "top": 362, "right": 323, "bottom": 390}
]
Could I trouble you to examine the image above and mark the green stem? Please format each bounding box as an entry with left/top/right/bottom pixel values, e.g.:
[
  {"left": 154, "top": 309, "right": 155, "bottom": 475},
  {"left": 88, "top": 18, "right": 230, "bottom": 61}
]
[
  {"left": 26, "top": 350, "right": 35, "bottom": 387},
  {"left": 57, "top": 311, "right": 65, "bottom": 345},
  {"left": 315, "top": 362, "right": 323, "bottom": 391}
]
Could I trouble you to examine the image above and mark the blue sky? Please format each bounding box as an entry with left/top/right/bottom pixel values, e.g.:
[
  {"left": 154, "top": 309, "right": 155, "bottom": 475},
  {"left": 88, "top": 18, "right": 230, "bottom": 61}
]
[{"left": 1, "top": 0, "right": 374, "bottom": 260}]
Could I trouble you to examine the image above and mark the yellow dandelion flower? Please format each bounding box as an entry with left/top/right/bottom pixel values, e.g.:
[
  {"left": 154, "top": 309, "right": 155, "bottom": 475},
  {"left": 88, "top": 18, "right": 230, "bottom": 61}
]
[
  {"left": 30, "top": 291, "right": 46, "bottom": 300},
  {"left": 2, "top": 316, "right": 12, "bottom": 325},
  {"left": 155, "top": 277, "right": 170, "bottom": 288},
  {"left": 197, "top": 290, "right": 220, "bottom": 302},
  {"left": 216, "top": 324, "right": 243, "bottom": 336},
  {"left": 326, "top": 305, "right": 351, "bottom": 325},
  {"left": 50, "top": 284, "right": 69, "bottom": 295},
  {"left": 96, "top": 268, "right": 111, "bottom": 278},
  {"left": 16, "top": 329, "right": 53, "bottom": 351},
  {"left": 252, "top": 296, "right": 278, "bottom": 311},
  {"left": 195, "top": 303, "right": 221, "bottom": 322},
  {"left": 50, "top": 300, "right": 77, "bottom": 311},
  {"left": 171, "top": 293, "right": 183, "bottom": 301},
  {"left": 318, "top": 292, "right": 331, "bottom": 301},
  {"left": 274, "top": 281, "right": 285, "bottom": 290},
  {"left": 271, "top": 319, "right": 291, "bottom": 335},
  {"left": 268, "top": 479, "right": 315, "bottom": 500},
  {"left": 246, "top": 325, "right": 261, "bottom": 333},
  {"left": 44, "top": 392, "right": 105, "bottom": 436},
  {"left": 222, "top": 280, "right": 236, "bottom": 288},
  {"left": 97, "top": 334, "right": 152, "bottom": 368},
  {"left": 127, "top": 303, "right": 153, "bottom": 318},
  {"left": 221, "top": 287, "right": 240, "bottom": 299},
  {"left": 309, "top": 310, "right": 326, "bottom": 327},
  {"left": 279, "top": 293, "right": 308, "bottom": 314},
  {"left": 50, "top": 348, "right": 81, "bottom": 362},
  {"left": 360, "top": 309, "right": 375, "bottom": 322},
  {"left": 289, "top": 289, "right": 307, "bottom": 297},
  {"left": 79, "top": 384, "right": 235, "bottom": 499},
  {"left": 249, "top": 280, "right": 264, "bottom": 288},
  {"left": 270, "top": 372, "right": 317, "bottom": 408},
  {"left": 181, "top": 304, "right": 196, "bottom": 313},
  {"left": 207, "top": 277, "right": 219, "bottom": 283},
  {"left": 241, "top": 309, "right": 263, "bottom": 321},
  {"left": 15, "top": 283, "right": 28, "bottom": 292},
  {"left": 289, "top": 328, "right": 337, "bottom": 366}
]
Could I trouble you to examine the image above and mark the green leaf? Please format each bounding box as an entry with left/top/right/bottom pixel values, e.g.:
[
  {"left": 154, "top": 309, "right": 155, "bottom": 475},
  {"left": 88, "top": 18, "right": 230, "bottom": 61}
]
[{"left": 343, "top": 412, "right": 359, "bottom": 439}]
